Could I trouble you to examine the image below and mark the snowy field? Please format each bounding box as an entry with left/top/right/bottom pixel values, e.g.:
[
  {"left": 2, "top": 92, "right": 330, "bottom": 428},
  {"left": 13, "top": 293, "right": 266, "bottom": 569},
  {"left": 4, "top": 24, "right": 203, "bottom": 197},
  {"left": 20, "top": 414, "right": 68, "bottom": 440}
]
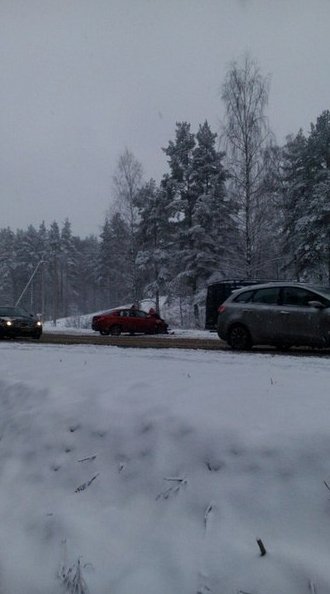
[{"left": 1, "top": 341, "right": 330, "bottom": 594}]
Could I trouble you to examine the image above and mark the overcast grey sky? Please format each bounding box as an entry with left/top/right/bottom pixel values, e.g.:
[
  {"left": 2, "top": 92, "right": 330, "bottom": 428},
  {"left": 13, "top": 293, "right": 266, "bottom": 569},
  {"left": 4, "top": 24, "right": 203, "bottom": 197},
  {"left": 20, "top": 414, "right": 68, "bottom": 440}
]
[{"left": 1, "top": 0, "right": 330, "bottom": 237}]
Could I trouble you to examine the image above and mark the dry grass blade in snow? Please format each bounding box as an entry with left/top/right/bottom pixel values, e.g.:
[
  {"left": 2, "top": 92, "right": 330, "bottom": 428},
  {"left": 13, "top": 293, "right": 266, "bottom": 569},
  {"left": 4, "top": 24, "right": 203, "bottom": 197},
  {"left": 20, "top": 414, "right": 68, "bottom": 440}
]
[
  {"left": 59, "top": 559, "right": 90, "bottom": 594},
  {"left": 74, "top": 473, "right": 100, "bottom": 493}
]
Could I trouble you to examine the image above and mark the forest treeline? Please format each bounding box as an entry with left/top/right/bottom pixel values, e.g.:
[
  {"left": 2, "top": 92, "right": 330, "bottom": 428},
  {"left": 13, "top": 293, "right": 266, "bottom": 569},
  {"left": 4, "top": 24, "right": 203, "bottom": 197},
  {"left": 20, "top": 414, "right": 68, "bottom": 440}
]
[{"left": 1, "top": 57, "right": 329, "bottom": 324}]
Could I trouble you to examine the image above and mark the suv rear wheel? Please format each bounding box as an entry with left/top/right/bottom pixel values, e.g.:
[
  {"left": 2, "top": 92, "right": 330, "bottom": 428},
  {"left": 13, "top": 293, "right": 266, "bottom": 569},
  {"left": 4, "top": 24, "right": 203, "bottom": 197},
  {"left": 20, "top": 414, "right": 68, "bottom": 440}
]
[{"left": 228, "top": 324, "right": 252, "bottom": 350}]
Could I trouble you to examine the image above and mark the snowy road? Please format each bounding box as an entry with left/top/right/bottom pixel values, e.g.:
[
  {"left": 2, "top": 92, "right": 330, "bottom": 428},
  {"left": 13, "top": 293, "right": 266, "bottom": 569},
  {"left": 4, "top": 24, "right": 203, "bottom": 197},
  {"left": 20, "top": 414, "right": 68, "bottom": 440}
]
[{"left": 13, "top": 330, "right": 330, "bottom": 357}]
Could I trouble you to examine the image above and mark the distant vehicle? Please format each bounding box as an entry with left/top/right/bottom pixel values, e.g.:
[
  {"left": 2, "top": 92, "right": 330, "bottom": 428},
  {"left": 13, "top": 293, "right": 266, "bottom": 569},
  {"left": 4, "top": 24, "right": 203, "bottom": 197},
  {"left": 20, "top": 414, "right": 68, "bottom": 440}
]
[
  {"left": 205, "top": 279, "right": 272, "bottom": 330},
  {"left": 217, "top": 282, "right": 330, "bottom": 350},
  {"left": 92, "top": 307, "right": 168, "bottom": 336},
  {"left": 0, "top": 306, "right": 43, "bottom": 339}
]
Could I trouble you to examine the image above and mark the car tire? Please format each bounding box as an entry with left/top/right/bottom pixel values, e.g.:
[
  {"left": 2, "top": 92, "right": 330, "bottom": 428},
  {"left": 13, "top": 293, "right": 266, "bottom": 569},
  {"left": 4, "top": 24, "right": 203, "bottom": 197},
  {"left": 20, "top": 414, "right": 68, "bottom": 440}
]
[
  {"left": 110, "top": 325, "right": 122, "bottom": 336},
  {"left": 32, "top": 332, "right": 42, "bottom": 339},
  {"left": 228, "top": 324, "right": 252, "bottom": 350},
  {"left": 99, "top": 329, "right": 110, "bottom": 335},
  {"left": 155, "top": 324, "right": 167, "bottom": 334}
]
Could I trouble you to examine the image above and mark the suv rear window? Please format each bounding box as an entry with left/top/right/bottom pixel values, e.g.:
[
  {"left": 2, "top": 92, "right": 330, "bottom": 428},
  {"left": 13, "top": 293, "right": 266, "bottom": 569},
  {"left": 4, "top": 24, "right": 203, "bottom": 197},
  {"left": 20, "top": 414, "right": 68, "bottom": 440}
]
[
  {"left": 252, "top": 287, "right": 280, "bottom": 304},
  {"left": 233, "top": 290, "right": 254, "bottom": 303}
]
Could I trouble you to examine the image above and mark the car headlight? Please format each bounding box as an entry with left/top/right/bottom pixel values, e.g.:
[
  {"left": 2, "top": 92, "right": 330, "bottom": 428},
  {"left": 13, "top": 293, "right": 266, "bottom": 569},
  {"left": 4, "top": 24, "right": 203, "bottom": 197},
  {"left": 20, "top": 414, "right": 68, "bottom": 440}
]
[
  {"left": 6, "top": 321, "right": 12, "bottom": 326},
  {"left": 36, "top": 321, "right": 42, "bottom": 327}
]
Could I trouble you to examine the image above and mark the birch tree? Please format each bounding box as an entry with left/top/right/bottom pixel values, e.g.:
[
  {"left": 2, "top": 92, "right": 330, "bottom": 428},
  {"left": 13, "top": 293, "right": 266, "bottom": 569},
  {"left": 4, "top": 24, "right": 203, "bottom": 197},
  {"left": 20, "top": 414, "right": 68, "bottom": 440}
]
[
  {"left": 221, "top": 55, "right": 273, "bottom": 277},
  {"left": 112, "top": 149, "right": 143, "bottom": 303}
]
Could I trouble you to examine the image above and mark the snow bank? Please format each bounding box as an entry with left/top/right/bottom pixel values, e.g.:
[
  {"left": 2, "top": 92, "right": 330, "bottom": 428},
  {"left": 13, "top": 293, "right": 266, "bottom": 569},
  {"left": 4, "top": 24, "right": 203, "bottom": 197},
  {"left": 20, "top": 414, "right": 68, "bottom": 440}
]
[{"left": 0, "top": 343, "right": 329, "bottom": 593}]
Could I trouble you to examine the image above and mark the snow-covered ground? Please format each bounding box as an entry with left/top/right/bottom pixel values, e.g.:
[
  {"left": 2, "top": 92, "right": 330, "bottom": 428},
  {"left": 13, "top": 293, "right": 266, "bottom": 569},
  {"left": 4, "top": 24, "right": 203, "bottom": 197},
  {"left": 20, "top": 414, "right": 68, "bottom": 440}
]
[
  {"left": 43, "top": 312, "right": 217, "bottom": 340},
  {"left": 43, "top": 296, "right": 209, "bottom": 338},
  {"left": 44, "top": 319, "right": 217, "bottom": 340},
  {"left": 1, "top": 340, "right": 330, "bottom": 593}
]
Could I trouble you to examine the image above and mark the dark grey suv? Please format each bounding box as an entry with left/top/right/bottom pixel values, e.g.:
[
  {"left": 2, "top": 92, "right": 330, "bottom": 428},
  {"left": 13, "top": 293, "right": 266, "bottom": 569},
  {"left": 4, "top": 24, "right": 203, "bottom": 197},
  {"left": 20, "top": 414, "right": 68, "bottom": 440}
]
[{"left": 217, "top": 282, "right": 330, "bottom": 350}]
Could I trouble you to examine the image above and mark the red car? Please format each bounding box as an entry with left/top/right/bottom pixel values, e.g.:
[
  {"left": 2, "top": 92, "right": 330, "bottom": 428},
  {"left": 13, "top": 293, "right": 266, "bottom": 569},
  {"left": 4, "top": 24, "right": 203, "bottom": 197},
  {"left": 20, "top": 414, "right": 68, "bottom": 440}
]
[{"left": 91, "top": 308, "right": 168, "bottom": 336}]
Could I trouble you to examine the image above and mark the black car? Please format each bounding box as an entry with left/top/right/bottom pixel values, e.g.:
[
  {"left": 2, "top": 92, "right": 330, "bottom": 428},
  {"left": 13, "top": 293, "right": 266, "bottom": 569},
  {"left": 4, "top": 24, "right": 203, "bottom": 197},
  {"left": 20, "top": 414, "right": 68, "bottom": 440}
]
[
  {"left": 205, "top": 279, "right": 274, "bottom": 330},
  {"left": 0, "top": 306, "right": 43, "bottom": 339}
]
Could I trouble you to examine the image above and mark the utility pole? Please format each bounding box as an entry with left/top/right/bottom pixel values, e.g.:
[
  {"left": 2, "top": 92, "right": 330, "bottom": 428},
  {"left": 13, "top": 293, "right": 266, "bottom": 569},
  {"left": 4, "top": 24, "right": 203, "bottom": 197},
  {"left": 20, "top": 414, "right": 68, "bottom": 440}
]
[{"left": 15, "top": 261, "right": 46, "bottom": 309}]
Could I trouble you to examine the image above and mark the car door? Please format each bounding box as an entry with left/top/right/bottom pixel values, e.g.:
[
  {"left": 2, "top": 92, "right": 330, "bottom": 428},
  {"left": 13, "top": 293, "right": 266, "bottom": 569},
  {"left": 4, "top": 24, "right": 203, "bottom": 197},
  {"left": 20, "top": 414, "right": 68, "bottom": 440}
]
[
  {"left": 127, "top": 309, "right": 139, "bottom": 332},
  {"left": 119, "top": 309, "right": 131, "bottom": 332},
  {"left": 131, "top": 309, "right": 148, "bottom": 333},
  {"left": 245, "top": 286, "right": 282, "bottom": 342},
  {"left": 278, "top": 286, "right": 326, "bottom": 346}
]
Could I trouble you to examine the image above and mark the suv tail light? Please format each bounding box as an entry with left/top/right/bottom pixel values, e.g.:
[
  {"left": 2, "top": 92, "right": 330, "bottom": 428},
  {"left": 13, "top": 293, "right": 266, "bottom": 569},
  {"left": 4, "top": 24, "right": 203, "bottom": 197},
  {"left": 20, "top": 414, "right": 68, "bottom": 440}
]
[{"left": 218, "top": 305, "right": 226, "bottom": 313}]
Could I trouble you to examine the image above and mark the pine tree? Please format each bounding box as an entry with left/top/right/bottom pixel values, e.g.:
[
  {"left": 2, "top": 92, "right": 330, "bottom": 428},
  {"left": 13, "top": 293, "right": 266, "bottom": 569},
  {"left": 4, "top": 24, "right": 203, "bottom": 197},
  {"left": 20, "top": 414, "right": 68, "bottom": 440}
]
[
  {"left": 281, "top": 130, "right": 310, "bottom": 279},
  {"left": 74, "top": 234, "right": 100, "bottom": 315},
  {"left": 252, "top": 142, "right": 284, "bottom": 279},
  {"left": 48, "top": 221, "right": 61, "bottom": 324},
  {"left": 98, "top": 213, "right": 131, "bottom": 307},
  {"left": 281, "top": 113, "right": 330, "bottom": 283},
  {"left": 107, "top": 211, "right": 131, "bottom": 305},
  {"left": 190, "top": 121, "right": 234, "bottom": 282},
  {"left": 0, "top": 227, "right": 16, "bottom": 303},
  {"left": 162, "top": 121, "right": 239, "bottom": 323},
  {"left": 61, "top": 219, "right": 79, "bottom": 317},
  {"left": 98, "top": 217, "right": 114, "bottom": 306},
  {"left": 135, "top": 179, "right": 172, "bottom": 313},
  {"left": 162, "top": 121, "right": 197, "bottom": 296},
  {"left": 301, "top": 111, "right": 330, "bottom": 281}
]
